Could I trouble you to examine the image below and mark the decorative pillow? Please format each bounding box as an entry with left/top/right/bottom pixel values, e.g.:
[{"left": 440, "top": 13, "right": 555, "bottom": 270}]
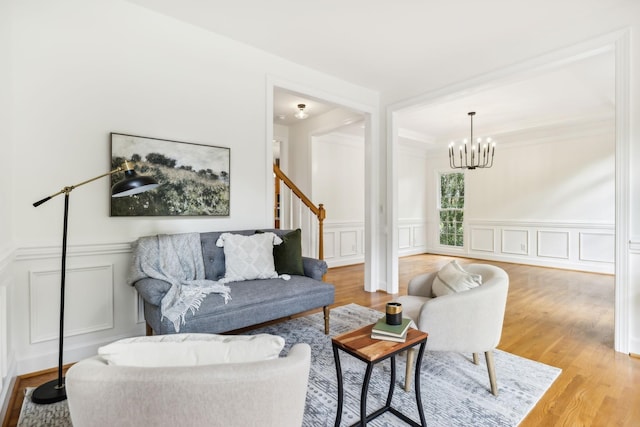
[
  {"left": 98, "top": 333, "right": 285, "bottom": 367},
  {"left": 256, "top": 229, "right": 304, "bottom": 276},
  {"left": 432, "top": 260, "right": 482, "bottom": 297},
  {"left": 215, "top": 232, "right": 283, "bottom": 283}
]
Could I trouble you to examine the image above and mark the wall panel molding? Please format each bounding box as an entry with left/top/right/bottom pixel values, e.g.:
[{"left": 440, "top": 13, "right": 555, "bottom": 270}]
[
  {"left": 501, "top": 228, "right": 529, "bottom": 255},
  {"left": 323, "top": 222, "right": 364, "bottom": 267},
  {"left": 470, "top": 228, "right": 495, "bottom": 252},
  {"left": 437, "top": 219, "right": 615, "bottom": 274},
  {"left": 0, "top": 283, "right": 7, "bottom": 393},
  {"left": 29, "top": 264, "right": 114, "bottom": 343},
  {"left": 16, "top": 242, "right": 132, "bottom": 261},
  {"left": 537, "top": 231, "right": 570, "bottom": 259},
  {"left": 398, "top": 219, "right": 428, "bottom": 257},
  {"left": 579, "top": 232, "right": 615, "bottom": 263}
]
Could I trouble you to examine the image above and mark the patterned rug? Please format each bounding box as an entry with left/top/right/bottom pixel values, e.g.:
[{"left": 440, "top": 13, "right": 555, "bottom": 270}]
[{"left": 18, "top": 303, "right": 561, "bottom": 426}]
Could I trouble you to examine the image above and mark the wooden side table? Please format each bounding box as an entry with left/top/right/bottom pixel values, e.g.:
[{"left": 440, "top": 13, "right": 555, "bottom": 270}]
[{"left": 332, "top": 324, "right": 428, "bottom": 426}]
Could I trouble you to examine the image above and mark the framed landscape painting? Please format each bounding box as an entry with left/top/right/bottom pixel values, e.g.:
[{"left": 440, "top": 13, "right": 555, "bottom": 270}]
[{"left": 110, "top": 133, "right": 230, "bottom": 216}]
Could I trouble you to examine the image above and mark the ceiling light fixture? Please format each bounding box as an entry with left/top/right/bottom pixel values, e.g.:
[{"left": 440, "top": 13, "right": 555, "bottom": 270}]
[
  {"left": 294, "top": 103, "right": 309, "bottom": 120},
  {"left": 448, "top": 112, "right": 496, "bottom": 170}
]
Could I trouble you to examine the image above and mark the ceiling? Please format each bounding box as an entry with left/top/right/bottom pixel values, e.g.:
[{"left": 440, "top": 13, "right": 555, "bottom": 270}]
[
  {"left": 272, "top": 88, "right": 341, "bottom": 127},
  {"left": 126, "top": 1, "right": 618, "bottom": 144},
  {"left": 274, "top": 50, "right": 614, "bottom": 146},
  {"left": 396, "top": 50, "right": 615, "bottom": 147}
]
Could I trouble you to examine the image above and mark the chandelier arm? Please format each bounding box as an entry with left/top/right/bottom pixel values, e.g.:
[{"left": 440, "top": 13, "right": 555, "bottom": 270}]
[{"left": 464, "top": 143, "right": 468, "bottom": 167}]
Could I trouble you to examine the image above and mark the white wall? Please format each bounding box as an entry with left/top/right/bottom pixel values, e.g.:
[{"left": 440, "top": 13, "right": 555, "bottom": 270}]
[
  {"left": 425, "top": 119, "right": 615, "bottom": 273},
  {"left": 313, "top": 131, "right": 365, "bottom": 266},
  {"left": 397, "top": 141, "right": 430, "bottom": 256},
  {"left": 313, "top": 133, "right": 364, "bottom": 222},
  {"left": 0, "top": 0, "right": 14, "bottom": 412},
  {"left": 6, "top": 0, "right": 378, "bottom": 381},
  {"left": 311, "top": 132, "right": 429, "bottom": 267}
]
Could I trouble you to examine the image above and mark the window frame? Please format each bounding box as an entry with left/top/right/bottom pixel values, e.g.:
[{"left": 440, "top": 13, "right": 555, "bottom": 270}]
[{"left": 437, "top": 171, "right": 465, "bottom": 248}]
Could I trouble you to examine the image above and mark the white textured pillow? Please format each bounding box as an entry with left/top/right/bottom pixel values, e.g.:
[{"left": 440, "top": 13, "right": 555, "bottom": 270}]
[
  {"left": 216, "top": 232, "right": 283, "bottom": 283},
  {"left": 98, "top": 333, "right": 285, "bottom": 367},
  {"left": 432, "top": 260, "right": 482, "bottom": 297}
]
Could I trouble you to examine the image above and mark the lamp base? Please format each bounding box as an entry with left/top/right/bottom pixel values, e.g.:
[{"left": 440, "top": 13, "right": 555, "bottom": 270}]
[{"left": 31, "top": 378, "right": 67, "bottom": 404}]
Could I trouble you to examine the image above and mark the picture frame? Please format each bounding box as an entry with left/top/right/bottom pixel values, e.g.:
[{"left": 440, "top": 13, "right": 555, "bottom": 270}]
[{"left": 110, "top": 133, "right": 230, "bottom": 216}]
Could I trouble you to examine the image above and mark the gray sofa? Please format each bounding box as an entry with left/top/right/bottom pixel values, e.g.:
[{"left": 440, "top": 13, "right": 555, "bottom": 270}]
[{"left": 133, "top": 229, "right": 335, "bottom": 335}]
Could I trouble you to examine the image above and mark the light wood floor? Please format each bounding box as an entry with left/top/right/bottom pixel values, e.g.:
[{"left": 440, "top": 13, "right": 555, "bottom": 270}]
[{"left": 3, "top": 254, "right": 639, "bottom": 426}]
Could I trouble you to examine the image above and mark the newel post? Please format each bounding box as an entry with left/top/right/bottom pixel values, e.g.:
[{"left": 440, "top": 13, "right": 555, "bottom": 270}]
[{"left": 318, "top": 203, "right": 325, "bottom": 260}]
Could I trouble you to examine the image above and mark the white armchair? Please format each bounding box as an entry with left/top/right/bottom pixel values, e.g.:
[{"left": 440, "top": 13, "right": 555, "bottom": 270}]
[
  {"left": 66, "top": 341, "right": 311, "bottom": 427},
  {"left": 397, "top": 263, "right": 509, "bottom": 395}
]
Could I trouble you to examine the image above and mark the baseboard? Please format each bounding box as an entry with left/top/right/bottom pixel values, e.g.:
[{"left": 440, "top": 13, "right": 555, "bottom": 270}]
[
  {"left": 0, "top": 359, "right": 17, "bottom": 427},
  {"left": 428, "top": 248, "right": 614, "bottom": 275}
]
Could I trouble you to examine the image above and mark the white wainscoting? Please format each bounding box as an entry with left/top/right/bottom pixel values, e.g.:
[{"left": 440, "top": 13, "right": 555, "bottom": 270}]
[
  {"left": 322, "top": 222, "right": 364, "bottom": 268},
  {"left": 13, "top": 243, "right": 143, "bottom": 375},
  {"left": 323, "top": 220, "right": 427, "bottom": 268},
  {"left": 460, "top": 221, "right": 615, "bottom": 274},
  {"left": 398, "top": 220, "right": 428, "bottom": 257},
  {"left": 0, "top": 280, "right": 7, "bottom": 397},
  {"left": 629, "top": 241, "right": 640, "bottom": 355},
  {"left": 29, "top": 265, "right": 114, "bottom": 343},
  {"left": 0, "top": 248, "right": 14, "bottom": 408}
]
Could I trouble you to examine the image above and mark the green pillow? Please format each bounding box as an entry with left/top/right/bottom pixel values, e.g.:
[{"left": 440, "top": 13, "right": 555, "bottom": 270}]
[
  {"left": 255, "top": 229, "right": 305, "bottom": 276},
  {"left": 273, "top": 229, "right": 304, "bottom": 276}
]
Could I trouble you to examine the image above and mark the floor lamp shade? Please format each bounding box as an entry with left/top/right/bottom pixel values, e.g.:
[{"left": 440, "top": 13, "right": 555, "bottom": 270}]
[
  {"left": 112, "top": 169, "right": 159, "bottom": 197},
  {"left": 30, "top": 161, "right": 158, "bottom": 404}
]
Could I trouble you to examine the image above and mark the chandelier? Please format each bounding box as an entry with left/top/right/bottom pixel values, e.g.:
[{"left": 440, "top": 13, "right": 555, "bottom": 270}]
[{"left": 448, "top": 112, "right": 495, "bottom": 170}]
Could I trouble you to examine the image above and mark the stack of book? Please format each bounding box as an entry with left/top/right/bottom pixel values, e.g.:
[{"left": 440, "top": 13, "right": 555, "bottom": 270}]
[{"left": 370, "top": 317, "right": 412, "bottom": 342}]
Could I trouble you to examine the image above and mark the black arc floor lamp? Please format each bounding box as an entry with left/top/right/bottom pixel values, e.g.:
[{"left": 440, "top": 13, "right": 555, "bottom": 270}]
[{"left": 31, "top": 160, "right": 159, "bottom": 404}]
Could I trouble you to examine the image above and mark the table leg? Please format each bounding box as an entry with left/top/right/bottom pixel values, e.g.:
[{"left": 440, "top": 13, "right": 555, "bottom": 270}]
[
  {"left": 385, "top": 355, "right": 396, "bottom": 407},
  {"left": 360, "top": 363, "right": 374, "bottom": 426},
  {"left": 414, "top": 342, "right": 427, "bottom": 426},
  {"left": 333, "top": 345, "right": 344, "bottom": 427}
]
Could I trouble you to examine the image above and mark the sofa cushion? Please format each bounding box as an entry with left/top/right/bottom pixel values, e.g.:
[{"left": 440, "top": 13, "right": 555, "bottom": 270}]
[
  {"left": 432, "top": 260, "right": 482, "bottom": 297},
  {"left": 157, "top": 277, "right": 335, "bottom": 334},
  {"left": 98, "top": 333, "right": 285, "bottom": 367},
  {"left": 216, "top": 232, "right": 283, "bottom": 283}
]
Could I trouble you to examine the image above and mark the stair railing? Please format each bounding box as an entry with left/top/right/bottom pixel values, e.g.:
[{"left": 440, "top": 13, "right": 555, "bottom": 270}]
[{"left": 273, "top": 164, "right": 325, "bottom": 260}]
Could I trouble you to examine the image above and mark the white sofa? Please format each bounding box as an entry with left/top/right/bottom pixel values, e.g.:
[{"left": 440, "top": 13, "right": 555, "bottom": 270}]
[{"left": 66, "top": 341, "right": 311, "bottom": 427}]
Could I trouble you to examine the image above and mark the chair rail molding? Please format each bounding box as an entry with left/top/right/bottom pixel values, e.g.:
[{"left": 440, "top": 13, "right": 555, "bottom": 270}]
[{"left": 15, "top": 241, "right": 133, "bottom": 261}]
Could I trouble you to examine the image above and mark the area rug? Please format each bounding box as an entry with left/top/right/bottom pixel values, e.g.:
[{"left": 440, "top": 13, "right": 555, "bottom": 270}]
[{"left": 17, "top": 303, "right": 561, "bottom": 426}]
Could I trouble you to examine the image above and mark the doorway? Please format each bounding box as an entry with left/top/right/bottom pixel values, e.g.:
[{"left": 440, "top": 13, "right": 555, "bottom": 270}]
[
  {"left": 388, "top": 32, "right": 630, "bottom": 353},
  {"left": 267, "top": 79, "right": 380, "bottom": 291}
]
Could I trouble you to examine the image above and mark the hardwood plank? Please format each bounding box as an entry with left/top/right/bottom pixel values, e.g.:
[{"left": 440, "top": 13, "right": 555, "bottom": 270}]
[{"left": 3, "top": 254, "right": 639, "bottom": 426}]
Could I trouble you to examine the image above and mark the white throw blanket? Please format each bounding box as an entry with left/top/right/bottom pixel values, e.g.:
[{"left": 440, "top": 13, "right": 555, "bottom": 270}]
[{"left": 129, "top": 233, "right": 231, "bottom": 332}]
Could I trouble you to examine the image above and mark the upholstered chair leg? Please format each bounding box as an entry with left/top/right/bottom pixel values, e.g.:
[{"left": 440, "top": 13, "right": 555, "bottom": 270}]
[
  {"left": 323, "top": 306, "right": 330, "bottom": 334},
  {"left": 404, "top": 348, "right": 416, "bottom": 391},
  {"left": 145, "top": 322, "right": 153, "bottom": 336},
  {"left": 473, "top": 353, "right": 479, "bottom": 365},
  {"left": 485, "top": 350, "right": 498, "bottom": 396}
]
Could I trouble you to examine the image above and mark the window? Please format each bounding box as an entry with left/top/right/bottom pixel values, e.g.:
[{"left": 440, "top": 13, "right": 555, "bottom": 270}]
[{"left": 439, "top": 172, "right": 464, "bottom": 247}]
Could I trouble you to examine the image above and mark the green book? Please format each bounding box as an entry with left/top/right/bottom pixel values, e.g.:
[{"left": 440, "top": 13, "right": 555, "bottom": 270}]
[{"left": 371, "top": 317, "right": 412, "bottom": 338}]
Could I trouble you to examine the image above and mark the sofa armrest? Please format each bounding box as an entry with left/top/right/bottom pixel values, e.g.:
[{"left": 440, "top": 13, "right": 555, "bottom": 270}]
[
  {"left": 302, "top": 257, "right": 328, "bottom": 281},
  {"left": 134, "top": 278, "right": 171, "bottom": 306}
]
